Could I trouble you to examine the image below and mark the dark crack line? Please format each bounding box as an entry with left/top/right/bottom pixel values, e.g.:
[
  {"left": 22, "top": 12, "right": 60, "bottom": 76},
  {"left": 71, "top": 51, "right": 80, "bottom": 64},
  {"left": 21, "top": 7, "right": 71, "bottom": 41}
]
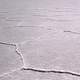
[
  {"left": 15, "top": 25, "right": 45, "bottom": 28},
  {"left": 21, "top": 68, "right": 80, "bottom": 77},
  {"left": 64, "top": 30, "right": 80, "bottom": 35},
  {"left": 0, "top": 42, "right": 16, "bottom": 46},
  {"left": 1, "top": 67, "right": 80, "bottom": 78}
]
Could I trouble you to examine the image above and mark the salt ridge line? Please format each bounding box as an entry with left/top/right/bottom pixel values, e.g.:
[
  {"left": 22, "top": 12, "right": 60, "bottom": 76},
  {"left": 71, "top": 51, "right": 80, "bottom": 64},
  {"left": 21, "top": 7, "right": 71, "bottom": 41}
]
[
  {"left": 22, "top": 68, "right": 80, "bottom": 77},
  {"left": 1, "top": 67, "right": 80, "bottom": 78},
  {"left": 0, "top": 41, "right": 25, "bottom": 67},
  {"left": 0, "top": 42, "right": 80, "bottom": 77}
]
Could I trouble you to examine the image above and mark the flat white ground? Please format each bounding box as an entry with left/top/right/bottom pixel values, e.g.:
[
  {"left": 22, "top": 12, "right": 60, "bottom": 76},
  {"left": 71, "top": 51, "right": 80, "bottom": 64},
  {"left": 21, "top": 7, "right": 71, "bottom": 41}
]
[{"left": 0, "top": 0, "right": 80, "bottom": 79}]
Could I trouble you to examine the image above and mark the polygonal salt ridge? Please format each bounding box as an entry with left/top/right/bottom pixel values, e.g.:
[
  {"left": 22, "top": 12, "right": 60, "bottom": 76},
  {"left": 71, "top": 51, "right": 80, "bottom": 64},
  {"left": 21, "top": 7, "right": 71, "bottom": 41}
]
[
  {"left": 15, "top": 43, "right": 26, "bottom": 67},
  {"left": 21, "top": 68, "right": 80, "bottom": 77},
  {"left": 1, "top": 38, "right": 80, "bottom": 78},
  {"left": 0, "top": 41, "right": 26, "bottom": 68},
  {"left": 0, "top": 64, "right": 80, "bottom": 79},
  {"left": 0, "top": 41, "right": 27, "bottom": 78},
  {"left": 0, "top": 68, "right": 80, "bottom": 80}
]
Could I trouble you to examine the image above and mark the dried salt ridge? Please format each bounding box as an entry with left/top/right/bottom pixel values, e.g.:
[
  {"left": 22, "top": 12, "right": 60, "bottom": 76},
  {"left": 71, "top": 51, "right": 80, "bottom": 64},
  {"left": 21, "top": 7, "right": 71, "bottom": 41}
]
[
  {"left": 1, "top": 33, "right": 80, "bottom": 79},
  {"left": 1, "top": 64, "right": 80, "bottom": 78},
  {"left": 1, "top": 67, "right": 80, "bottom": 80},
  {"left": 0, "top": 41, "right": 23, "bottom": 77}
]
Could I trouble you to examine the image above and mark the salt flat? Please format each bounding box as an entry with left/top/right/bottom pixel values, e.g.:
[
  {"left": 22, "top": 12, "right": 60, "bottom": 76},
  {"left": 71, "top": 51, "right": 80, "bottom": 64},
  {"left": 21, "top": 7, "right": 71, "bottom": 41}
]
[{"left": 0, "top": 0, "right": 80, "bottom": 79}]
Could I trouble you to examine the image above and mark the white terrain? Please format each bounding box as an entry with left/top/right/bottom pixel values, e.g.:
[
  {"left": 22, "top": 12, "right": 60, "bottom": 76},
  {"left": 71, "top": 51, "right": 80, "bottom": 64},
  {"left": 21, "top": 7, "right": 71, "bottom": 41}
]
[{"left": 0, "top": 0, "right": 80, "bottom": 80}]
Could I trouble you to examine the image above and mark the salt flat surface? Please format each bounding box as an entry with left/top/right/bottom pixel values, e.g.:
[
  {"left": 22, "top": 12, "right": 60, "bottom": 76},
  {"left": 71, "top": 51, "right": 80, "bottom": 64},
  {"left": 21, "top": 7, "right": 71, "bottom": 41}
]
[{"left": 0, "top": 0, "right": 80, "bottom": 79}]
